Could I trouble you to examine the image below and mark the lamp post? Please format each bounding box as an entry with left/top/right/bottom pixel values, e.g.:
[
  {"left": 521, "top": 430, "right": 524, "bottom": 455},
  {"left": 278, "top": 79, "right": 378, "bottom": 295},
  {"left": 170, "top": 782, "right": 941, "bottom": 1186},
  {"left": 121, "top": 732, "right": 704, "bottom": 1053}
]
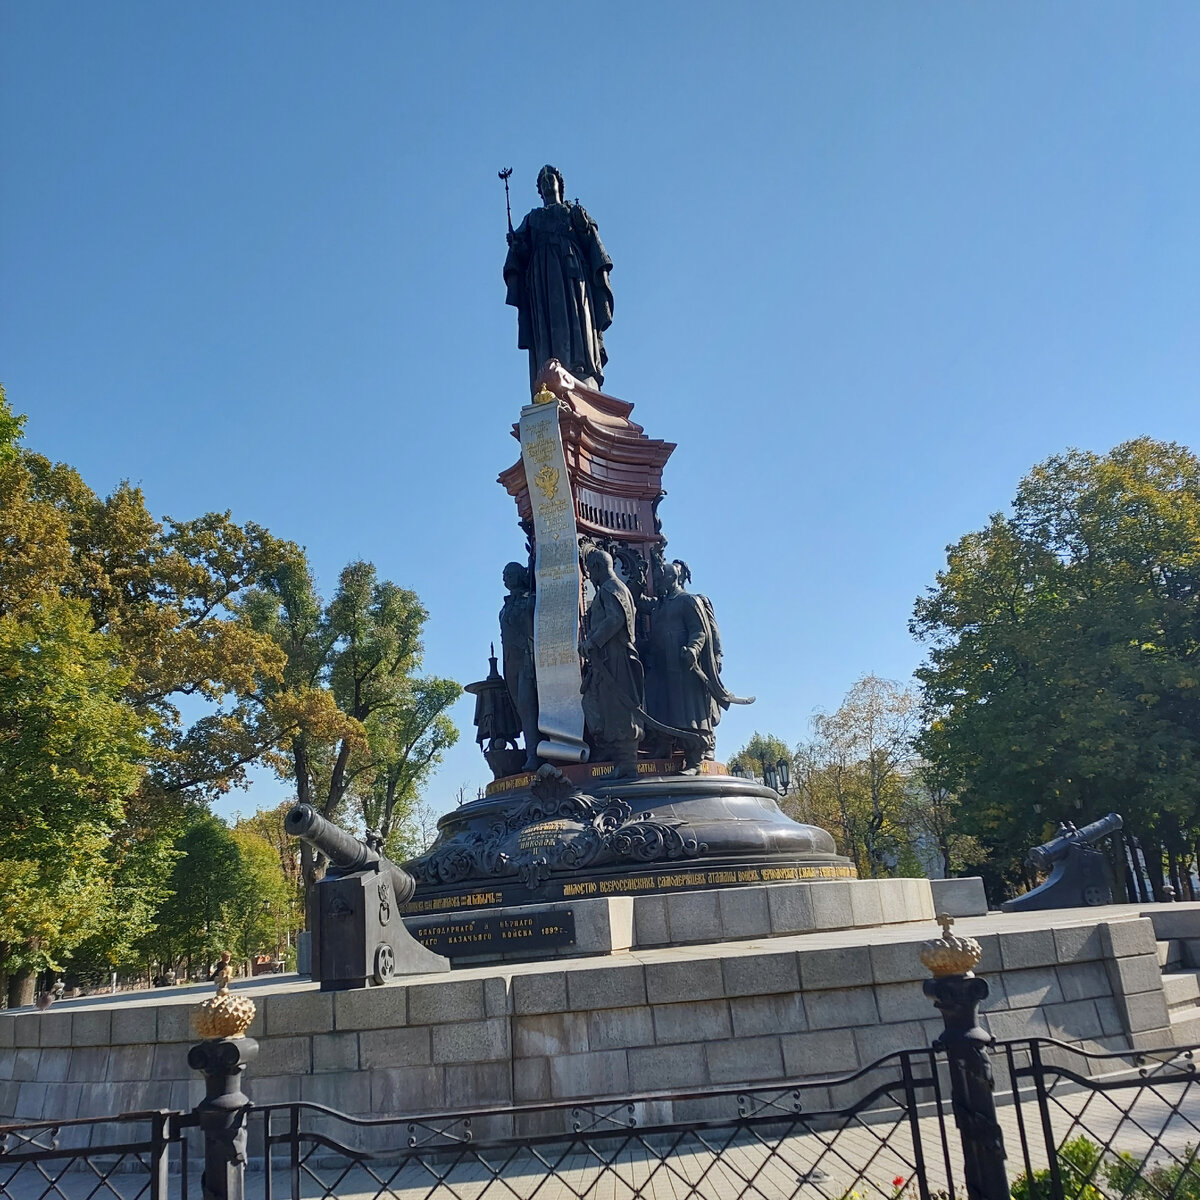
[
  {"left": 764, "top": 756, "right": 791, "bottom": 796},
  {"left": 732, "top": 756, "right": 791, "bottom": 796}
]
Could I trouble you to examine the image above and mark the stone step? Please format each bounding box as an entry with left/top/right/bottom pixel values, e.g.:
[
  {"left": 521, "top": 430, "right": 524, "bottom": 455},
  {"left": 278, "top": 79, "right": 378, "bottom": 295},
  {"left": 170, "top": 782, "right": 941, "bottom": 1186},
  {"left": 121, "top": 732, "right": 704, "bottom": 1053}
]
[
  {"left": 1158, "top": 939, "right": 1184, "bottom": 969},
  {"left": 1169, "top": 1008, "right": 1200, "bottom": 1047},
  {"left": 1162, "top": 969, "right": 1200, "bottom": 1008}
]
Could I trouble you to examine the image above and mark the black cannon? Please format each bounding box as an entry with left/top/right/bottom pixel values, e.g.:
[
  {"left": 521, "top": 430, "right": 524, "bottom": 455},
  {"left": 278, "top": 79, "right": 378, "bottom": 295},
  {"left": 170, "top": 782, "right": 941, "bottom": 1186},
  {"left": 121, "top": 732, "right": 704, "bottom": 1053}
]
[
  {"left": 1001, "top": 812, "right": 1124, "bottom": 913},
  {"left": 285, "top": 804, "right": 449, "bottom": 990}
]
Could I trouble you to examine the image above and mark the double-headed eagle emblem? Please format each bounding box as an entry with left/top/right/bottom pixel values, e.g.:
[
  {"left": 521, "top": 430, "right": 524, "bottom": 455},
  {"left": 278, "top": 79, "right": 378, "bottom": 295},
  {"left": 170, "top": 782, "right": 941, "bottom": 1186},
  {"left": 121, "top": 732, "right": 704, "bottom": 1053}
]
[{"left": 533, "top": 464, "right": 560, "bottom": 501}]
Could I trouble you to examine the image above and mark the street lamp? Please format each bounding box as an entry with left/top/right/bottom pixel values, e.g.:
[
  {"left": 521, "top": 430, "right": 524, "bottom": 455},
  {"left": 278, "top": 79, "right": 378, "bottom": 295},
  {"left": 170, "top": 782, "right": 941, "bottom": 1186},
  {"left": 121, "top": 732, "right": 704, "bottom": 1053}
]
[
  {"left": 777, "top": 757, "right": 791, "bottom": 794},
  {"left": 763, "top": 757, "right": 791, "bottom": 796}
]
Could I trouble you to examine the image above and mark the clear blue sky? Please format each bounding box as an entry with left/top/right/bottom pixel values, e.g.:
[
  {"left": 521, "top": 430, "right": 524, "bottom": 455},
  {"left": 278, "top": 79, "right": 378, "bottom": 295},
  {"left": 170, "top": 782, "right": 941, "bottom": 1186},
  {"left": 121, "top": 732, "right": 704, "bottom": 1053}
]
[{"left": 4, "top": 4, "right": 1199, "bottom": 824}]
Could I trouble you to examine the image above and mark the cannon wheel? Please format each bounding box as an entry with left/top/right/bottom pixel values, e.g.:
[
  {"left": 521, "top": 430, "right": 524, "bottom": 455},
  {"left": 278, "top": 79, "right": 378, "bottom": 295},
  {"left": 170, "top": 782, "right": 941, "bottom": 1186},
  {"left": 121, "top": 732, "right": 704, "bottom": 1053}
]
[{"left": 373, "top": 943, "right": 395, "bottom": 984}]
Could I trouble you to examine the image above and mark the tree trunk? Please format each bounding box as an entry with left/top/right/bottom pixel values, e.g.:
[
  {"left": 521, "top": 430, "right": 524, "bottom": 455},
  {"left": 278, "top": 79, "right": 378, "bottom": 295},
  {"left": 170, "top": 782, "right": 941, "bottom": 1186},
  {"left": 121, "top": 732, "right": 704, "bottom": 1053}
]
[
  {"left": 1169, "top": 849, "right": 1184, "bottom": 901},
  {"left": 1123, "top": 859, "right": 1139, "bottom": 904},
  {"left": 1129, "top": 835, "right": 1150, "bottom": 902},
  {"left": 326, "top": 737, "right": 352, "bottom": 817},
  {"left": 1132, "top": 837, "right": 1151, "bottom": 901},
  {"left": 1121, "top": 835, "right": 1145, "bottom": 902},
  {"left": 1145, "top": 838, "right": 1167, "bottom": 899},
  {"left": 1116, "top": 834, "right": 1136, "bottom": 903},
  {"left": 6, "top": 966, "right": 35, "bottom": 1009}
]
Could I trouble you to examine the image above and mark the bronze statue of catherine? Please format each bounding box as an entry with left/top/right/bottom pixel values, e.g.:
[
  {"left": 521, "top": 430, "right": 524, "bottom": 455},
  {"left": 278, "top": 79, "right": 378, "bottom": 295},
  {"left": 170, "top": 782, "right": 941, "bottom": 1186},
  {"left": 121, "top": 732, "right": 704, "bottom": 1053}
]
[{"left": 504, "top": 165, "right": 613, "bottom": 390}]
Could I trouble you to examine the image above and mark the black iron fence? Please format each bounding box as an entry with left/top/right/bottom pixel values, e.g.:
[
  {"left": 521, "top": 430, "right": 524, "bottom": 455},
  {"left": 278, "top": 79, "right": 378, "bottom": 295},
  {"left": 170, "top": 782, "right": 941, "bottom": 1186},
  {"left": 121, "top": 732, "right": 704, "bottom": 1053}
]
[
  {"left": 255, "top": 1045, "right": 953, "bottom": 1200},
  {"left": 1003, "top": 1039, "right": 1200, "bottom": 1200},
  {"left": 4, "top": 1036, "right": 1200, "bottom": 1200},
  {"left": 0, "top": 1108, "right": 186, "bottom": 1200}
]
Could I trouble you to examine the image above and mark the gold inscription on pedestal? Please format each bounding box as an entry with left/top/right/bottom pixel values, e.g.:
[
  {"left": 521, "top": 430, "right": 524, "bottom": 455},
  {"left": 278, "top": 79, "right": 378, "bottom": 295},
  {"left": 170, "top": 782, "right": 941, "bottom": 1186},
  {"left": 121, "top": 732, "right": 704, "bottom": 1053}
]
[
  {"left": 402, "top": 890, "right": 505, "bottom": 915},
  {"left": 518, "top": 820, "right": 570, "bottom": 851},
  {"left": 404, "top": 863, "right": 857, "bottom": 912},
  {"left": 558, "top": 864, "right": 857, "bottom": 898}
]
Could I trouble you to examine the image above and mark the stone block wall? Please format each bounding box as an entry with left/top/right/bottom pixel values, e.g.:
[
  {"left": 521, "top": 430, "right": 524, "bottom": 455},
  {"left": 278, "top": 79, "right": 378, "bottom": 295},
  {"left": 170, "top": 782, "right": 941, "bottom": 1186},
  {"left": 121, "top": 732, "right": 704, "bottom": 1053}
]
[
  {"left": 630, "top": 877, "right": 935, "bottom": 949},
  {"left": 404, "top": 878, "right": 937, "bottom": 966},
  {"left": 0, "top": 913, "right": 1169, "bottom": 1129}
]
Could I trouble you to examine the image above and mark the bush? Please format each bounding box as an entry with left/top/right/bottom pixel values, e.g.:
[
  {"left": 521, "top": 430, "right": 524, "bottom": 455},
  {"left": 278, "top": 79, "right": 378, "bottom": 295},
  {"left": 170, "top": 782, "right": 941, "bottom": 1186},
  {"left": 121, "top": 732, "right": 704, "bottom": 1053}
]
[{"left": 1011, "top": 1136, "right": 1200, "bottom": 1200}]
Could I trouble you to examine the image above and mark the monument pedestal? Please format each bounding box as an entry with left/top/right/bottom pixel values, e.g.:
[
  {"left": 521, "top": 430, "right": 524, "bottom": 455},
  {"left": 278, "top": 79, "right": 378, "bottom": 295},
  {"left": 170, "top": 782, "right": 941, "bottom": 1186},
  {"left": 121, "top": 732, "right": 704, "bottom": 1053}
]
[
  {"left": 429, "top": 362, "right": 857, "bottom": 928},
  {"left": 401, "top": 874, "right": 933, "bottom": 965},
  {"left": 405, "top": 762, "right": 854, "bottom": 912}
]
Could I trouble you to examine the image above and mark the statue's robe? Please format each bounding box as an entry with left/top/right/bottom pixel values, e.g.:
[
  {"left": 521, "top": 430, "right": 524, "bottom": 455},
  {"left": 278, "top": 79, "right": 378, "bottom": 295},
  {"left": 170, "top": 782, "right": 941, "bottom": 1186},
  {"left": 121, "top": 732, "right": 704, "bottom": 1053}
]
[
  {"left": 499, "top": 590, "right": 539, "bottom": 765},
  {"left": 644, "top": 590, "right": 722, "bottom": 746},
  {"left": 581, "top": 576, "right": 644, "bottom": 749},
  {"left": 504, "top": 201, "right": 613, "bottom": 388}
]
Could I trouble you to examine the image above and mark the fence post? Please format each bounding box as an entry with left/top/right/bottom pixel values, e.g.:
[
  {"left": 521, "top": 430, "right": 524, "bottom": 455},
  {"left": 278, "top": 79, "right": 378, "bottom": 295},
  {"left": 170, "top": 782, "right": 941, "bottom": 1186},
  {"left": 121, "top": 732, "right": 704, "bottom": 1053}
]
[
  {"left": 921, "top": 913, "right": 1008, "bottom": 1200},
  {"left": 187, "top": 975, "right": 259, "bottom": 1200}
]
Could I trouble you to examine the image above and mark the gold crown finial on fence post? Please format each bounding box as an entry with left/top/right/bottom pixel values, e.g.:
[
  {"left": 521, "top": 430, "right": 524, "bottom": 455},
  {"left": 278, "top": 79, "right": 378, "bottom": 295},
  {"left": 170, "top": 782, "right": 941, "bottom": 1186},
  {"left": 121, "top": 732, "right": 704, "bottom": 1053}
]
[
  {"left": 920, "top": 912, "right": 983, "bottom": 978},
  {"left": 191, "top": 953, "right": 257, "bottom": 1039}
]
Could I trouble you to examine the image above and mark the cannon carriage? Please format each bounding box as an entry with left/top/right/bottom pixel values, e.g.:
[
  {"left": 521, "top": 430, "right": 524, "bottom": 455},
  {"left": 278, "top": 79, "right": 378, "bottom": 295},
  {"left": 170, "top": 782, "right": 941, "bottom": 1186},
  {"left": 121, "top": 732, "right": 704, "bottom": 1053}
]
[
  {"left": 1002, "top": 812, "right": 1124, "bottom": 913},
  {"left": 285, "top": 804, "right": 448, "bottom": 991}
]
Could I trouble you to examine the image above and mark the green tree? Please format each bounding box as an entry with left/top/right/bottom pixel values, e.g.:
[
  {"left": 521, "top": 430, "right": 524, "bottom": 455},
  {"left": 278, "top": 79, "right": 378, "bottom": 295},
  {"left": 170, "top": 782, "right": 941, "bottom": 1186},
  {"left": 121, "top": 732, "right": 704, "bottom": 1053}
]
[
  {"left": 900, "top": 752, "right": 986, "bottom": 878},
  {"left": 0, "top": 386, "right": 25, "bottom": 465},
  {"left": 234, "top": 801, "right": 303, "bottom": 890},
  {"left": 912, "top": 438, "right": 1200, "bottom": 900},
  {"left": 234, "top": 802, "right": 304, "bottom": 951},
  {"left": 64, "top": 822, "right": 179, "bottom": 984},
  {"left": 0, "top": 410, "right": 304, "bottom": 809},
  {"left": 792, "top": 676, "right": 920, "bottom": 877},
  {"left": 225, "top": 830, "right": 293, "bottom": 966},
  {"left": 142, "top": 815, "right": 296, "bottom": 976},
  {"left": 728, "top": 732, "right": 792, "bottom": 782},
  {"left": 244, "top": 560, "right": 460, "bottom": 889},
  {"left": 0, "top": 597, "right": 145, "bottom": 1003},
  {"left": 144, "top": 815, "right": 244, "bottom": 976},
  {"left": 0, "top": 390, "right": 332, "bottom": 993},
  {"left": 0, "top": 388, "right": 461, "bottom": 987}
]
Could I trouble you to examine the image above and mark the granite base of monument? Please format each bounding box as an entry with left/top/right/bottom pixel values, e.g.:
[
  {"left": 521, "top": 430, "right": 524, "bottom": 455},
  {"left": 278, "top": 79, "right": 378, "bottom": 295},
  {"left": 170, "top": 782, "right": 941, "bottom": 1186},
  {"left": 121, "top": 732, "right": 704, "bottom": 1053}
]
[{"left": 402, "top": 876, "right": 935, "bottom": 965}]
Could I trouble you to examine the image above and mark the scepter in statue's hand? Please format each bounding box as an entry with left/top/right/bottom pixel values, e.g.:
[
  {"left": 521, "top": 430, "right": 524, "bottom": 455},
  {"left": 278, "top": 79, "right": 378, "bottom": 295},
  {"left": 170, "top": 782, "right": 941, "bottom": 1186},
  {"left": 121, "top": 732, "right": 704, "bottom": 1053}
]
[{"left": 499, "top": 167, "right": 514, "bottom": 242}]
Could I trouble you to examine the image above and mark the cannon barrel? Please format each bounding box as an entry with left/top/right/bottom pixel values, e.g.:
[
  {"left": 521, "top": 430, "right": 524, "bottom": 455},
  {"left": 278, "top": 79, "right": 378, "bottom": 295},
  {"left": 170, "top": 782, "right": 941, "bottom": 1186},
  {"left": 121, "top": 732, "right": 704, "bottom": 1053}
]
[
  {"left": 1028, "top": 812, "right": 1123, "bottom": 873},
  {"left": 285, "top": 803, "right": 416, "bottom": 905}
]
